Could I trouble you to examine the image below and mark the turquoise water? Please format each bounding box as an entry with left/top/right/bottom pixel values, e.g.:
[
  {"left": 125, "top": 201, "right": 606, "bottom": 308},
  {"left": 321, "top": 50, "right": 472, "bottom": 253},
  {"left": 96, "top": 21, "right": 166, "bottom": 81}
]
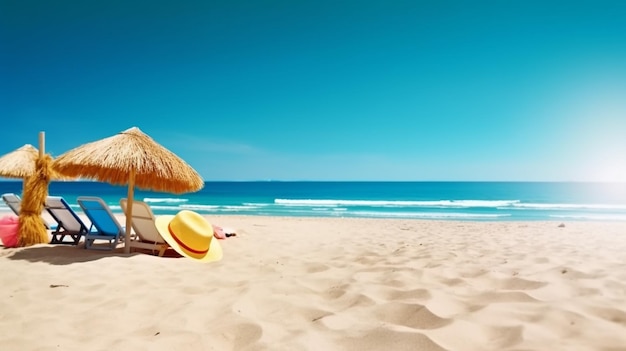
[{"left": 2, "top": 181, "right": 626, "bottom": 221}]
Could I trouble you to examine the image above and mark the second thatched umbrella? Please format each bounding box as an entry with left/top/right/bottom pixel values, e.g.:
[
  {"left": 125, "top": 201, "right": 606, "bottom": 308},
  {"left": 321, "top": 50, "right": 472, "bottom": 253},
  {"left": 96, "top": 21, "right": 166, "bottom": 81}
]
[
  {"left": 0, "top": 144, "right": 40, "bottom": 181},
  {"left": 0, "top": 143, "right": 71, "bottom": 186},
  {"left": 0, "top": 134, "right": 56, "bottom": 246},
  {"left": 52, "top": 126, "right": 205, "bottom": 253},
  {"left": 0, "top": 143, "right": 48, "bottom": 246}
]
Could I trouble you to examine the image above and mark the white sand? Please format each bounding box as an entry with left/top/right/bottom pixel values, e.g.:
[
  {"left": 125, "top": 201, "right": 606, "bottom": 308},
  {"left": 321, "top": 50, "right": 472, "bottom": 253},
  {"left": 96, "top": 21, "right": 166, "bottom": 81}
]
[{"left": 1, "top": 214, "right": 625, "bottom": 350}]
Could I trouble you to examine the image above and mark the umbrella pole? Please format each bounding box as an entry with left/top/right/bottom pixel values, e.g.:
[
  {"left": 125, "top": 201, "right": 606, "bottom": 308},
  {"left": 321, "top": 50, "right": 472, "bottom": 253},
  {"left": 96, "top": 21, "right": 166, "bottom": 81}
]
[
  {"left": 39, "top": 132, "right": 45, "bottom": 156},
  {"left": 124, "top": 169, "right": 135, "bottom": 254},
  {"left": 23, "top": 133, "right": 45, "bottom": 195},
  {"left": 18, "top": 131, "right": 49, "bottom": 246}
]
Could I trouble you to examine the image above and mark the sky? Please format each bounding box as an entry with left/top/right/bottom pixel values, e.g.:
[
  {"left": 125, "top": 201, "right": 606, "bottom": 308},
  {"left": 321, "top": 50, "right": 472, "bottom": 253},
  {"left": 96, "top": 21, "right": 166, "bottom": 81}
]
[{"left": 2, "top": 0, "right": 626, "bottom": 181}]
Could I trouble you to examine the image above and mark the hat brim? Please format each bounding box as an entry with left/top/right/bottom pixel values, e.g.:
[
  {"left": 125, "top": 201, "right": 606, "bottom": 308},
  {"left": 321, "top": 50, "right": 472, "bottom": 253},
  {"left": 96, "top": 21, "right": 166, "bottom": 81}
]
[{"left": 155, "top": 215, "right": 223, "bottom": 263}]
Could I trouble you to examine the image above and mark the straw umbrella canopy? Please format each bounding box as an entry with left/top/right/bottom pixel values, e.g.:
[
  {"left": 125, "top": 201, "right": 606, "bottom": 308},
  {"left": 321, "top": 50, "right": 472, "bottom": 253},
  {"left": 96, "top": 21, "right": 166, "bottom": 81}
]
[
  {"left": 0, "top": 138, "right": 76, "bottom": 246},
  {"left": 0, "top": 144, "right": 70, "bottom": 184},
  {"left": 0, "top": 143, "right": 50, "bottom": 246},
  {"left": 0, "top": 133, "right": 56, "bottom": 246},
  {"left": 52, "top": 126, "right": 204, "bottom": 253},
  {"left": 0, "top": 144, "right": 39, "bottom": 181}
]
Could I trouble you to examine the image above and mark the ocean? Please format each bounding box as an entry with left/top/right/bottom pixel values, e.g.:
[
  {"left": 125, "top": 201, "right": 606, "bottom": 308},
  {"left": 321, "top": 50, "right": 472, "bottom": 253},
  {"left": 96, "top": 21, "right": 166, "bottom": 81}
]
[{"left": 1, "top": 181, "right": 626, "bottom": 221}]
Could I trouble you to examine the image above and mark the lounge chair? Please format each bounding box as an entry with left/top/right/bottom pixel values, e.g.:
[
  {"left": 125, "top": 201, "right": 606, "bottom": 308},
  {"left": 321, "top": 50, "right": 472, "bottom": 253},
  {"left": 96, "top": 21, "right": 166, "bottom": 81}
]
[
  {"left": 119, "top": 198, "right": 170, "bottom": 256},
  {"left": 77, "top": 196, "right": 124, "bottom": 251},
  {"left": 45, "top": 196, "right": 89, "bottom": 245},
  {"left": 1, "top": 193, "right": 21, "bottom": 215},
  {"left": 2, "top": 193, "right": 54, "bottom": 229}
]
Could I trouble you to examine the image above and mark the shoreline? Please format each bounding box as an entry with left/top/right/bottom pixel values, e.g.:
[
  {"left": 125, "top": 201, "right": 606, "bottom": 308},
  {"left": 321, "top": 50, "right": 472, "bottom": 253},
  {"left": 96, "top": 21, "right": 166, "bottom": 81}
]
[
  {"left": 3, "top": 208, "right": 626, "bottom": 225},
  {"left": 3, "top": 181, "right": 626, "bottom": 222}
]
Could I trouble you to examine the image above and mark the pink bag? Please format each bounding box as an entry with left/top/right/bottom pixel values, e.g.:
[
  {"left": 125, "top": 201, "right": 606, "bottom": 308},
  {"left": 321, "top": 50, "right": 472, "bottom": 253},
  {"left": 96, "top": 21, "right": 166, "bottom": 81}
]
[
  {"left": 0, "top": 215, "right": 19, "bottom": 248},
  {"left": 212, "top": 224, "right": 227, "bottom": 240},
  {"left": 212, "top": 225, "right": 237, "bottom": 240}
]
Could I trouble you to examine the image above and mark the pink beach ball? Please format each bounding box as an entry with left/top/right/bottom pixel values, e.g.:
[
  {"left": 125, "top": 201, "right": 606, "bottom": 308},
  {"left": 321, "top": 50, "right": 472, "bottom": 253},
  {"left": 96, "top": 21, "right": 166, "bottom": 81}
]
[{"left": 0, "top": 215, "right": 19, "bottom": 248}]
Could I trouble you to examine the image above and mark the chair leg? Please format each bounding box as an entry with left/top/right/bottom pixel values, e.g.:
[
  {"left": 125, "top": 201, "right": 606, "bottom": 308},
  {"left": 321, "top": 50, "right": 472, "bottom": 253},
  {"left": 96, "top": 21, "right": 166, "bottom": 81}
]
[{"left": 50, "top": 232, "right": 73, "bottom": 245}]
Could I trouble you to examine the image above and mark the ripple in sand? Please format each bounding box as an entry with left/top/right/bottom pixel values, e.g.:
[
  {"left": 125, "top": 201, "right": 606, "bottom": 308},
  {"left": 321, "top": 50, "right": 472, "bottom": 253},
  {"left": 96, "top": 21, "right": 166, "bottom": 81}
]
[
  {"left": 384, "top": 279, "right": 408, "bottom": 288},
  {"left": 230, "top": 322, "right": 264, "bottom": 349},
  {"left": 181, "top": 286, "right": 207, "bottom": 295},
  {"left": 305, "top": 263, "right": 330, "bottom": 273},
  {"left": 356, "top": 266, "right": 399, "bottom": 273},
  {"left": 424, "top": 262, "right": 444, "bottom": 269},
  {"left": 587, "top": 307, "right": 626, "bottom": 326},
  {"left": 374, "top": 302, "right": 451, "bottom": 329},
  {"left": 199, "top": 320, "right": 265, "bottom": 349},
  {"left": 342, "top": 293, "right": 377, "bottom": 309},
  {"left": 429, "top": 321, "right": 524, "bottom": 350},
  {"left": 324, "top": 284, "right": 349, "bottom": 299},
  {"left": 482, "top": 325, "right": 524, "bottom": 349},
  {"left": 459, "top": 268, "right": 489, "bottom": 278},
  {"left": 439, "top": 277, "right": 465, "bottom": 286},
  {"left": 476, "top": 291, "right": 540, "bottom": 303},
  {"left": 547, "top": 266, "right": 602, "bottom": 280},
  {"left": 316, "top": 313, "right": 354, "bottom": 330},
  {"left": 158, "top": 329, "right": 231, "bottom": 350},
  {"left": 342, "top": 328, "right": 446, "bottom": 351},
  {"left": 497, "top": 277, "right": 547, "bottom": 290},
  {"left": 384, "top": 288, "right": 432, "bottom": 301},
  {"left": 326, "top": 291, "right": 377, "bottom": 311}
]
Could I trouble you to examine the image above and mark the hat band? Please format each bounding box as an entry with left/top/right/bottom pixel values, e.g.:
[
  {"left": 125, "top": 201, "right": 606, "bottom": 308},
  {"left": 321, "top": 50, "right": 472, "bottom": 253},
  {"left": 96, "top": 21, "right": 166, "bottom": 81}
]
[{"left": 168, "top": 224, "right": 209, "bottom": 255}]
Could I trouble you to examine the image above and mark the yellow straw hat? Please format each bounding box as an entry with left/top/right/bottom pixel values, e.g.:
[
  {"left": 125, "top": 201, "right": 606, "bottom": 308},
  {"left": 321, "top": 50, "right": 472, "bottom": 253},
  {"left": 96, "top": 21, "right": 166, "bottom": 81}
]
[{"left": 155, "top": 210, "right": 222, "bottom": 262}]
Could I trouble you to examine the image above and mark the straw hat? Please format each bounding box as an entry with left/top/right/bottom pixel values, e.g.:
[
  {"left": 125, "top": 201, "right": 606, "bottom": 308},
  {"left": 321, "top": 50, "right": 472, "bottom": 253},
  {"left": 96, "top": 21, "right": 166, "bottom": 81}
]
[{"left": 155, "top": 210, "right": 223, "bottom": 262}]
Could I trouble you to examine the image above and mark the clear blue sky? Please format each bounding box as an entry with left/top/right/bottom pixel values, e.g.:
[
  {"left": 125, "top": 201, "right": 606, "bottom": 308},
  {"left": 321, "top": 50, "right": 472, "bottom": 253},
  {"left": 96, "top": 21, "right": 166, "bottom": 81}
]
[{"left": 2, "top": 1, "right": 626, "bottom": 181}]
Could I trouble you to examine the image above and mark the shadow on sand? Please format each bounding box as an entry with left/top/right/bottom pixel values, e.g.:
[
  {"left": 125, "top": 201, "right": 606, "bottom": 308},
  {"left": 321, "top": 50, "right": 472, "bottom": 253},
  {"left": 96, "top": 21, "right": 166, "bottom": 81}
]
[{"left": 1, "top": 243, "right": 181, "bottom": 265}]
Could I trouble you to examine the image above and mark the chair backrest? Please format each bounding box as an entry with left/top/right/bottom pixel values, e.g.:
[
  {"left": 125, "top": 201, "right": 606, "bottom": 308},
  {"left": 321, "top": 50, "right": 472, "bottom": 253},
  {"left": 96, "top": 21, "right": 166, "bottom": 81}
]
[
  {"left": 2, "top": 193, "right": 21, "bottom": 215},
  {"left": 45, "top": 196, "right": 88, "bottom": 234},
  {"left": 5, "top": 193, "right": 54, "bottom": 229},
  {"left": 120, "top": 198, "right": 165, "bottom": 243},
  {"left": 77, "top": 197, "right": 123, "bottom": 237}
]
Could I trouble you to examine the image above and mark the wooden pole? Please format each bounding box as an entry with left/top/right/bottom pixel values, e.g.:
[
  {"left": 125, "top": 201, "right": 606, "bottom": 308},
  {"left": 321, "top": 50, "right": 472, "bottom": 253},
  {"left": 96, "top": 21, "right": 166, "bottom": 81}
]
[
  {"left": 124, "top": 169, "right": 135, "bottom": 254},
  {"left": 39, "top": 131, "right": 45, "bottom": 156},
  {"left": 18, "top": 131, "right": 49, "bottom": 246}
]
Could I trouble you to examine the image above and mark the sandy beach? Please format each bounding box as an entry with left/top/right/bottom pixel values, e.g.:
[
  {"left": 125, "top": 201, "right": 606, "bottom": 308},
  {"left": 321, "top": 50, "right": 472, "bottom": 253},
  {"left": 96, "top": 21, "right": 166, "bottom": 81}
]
[{"left": 1, "top": 214, "right": 625, "bottom": 351}]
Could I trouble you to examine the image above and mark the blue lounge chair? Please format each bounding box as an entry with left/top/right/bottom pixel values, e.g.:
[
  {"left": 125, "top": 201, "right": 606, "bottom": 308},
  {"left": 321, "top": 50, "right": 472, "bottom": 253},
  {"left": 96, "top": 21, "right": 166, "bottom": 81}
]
[
  {"left": 77, "top": 196, "right": 124, "bottom": 251},
  {"left": 2, "top": 193, "right": 55, "bottom": 230},
  {"left": 45, "top": 196, "right": 89, "bottom": 245}
]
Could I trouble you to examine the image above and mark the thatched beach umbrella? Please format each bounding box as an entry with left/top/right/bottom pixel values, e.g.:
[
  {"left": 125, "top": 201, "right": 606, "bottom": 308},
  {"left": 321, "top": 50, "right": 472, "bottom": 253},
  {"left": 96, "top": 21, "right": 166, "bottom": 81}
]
[
  {"left": 0, "top": 143, "right": 49, "bottom": 246},
  {"left": 0, "top": 133, "right": 54, "bottom": 246},
  {"left": 0, "top": 145, "right": 40, "bottom": 191},
  {"left": 52, "top": 126, "right": 204, "bottom": 253},
  {"left": 0, "top": 143, "right": 69, "bottom": 185}
]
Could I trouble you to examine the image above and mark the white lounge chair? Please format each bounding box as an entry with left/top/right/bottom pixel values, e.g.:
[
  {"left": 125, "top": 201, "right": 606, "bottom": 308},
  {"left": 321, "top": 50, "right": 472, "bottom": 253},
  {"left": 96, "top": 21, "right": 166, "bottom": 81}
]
[
  {"left": 2, "top": 192, "right": 55, "bottom": 230},
  {"left": 120, "top": 198, "right": 170, "bottom": 256},
  {"left": 45, "top": 196, "right": 89, "bottom": 245}
]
